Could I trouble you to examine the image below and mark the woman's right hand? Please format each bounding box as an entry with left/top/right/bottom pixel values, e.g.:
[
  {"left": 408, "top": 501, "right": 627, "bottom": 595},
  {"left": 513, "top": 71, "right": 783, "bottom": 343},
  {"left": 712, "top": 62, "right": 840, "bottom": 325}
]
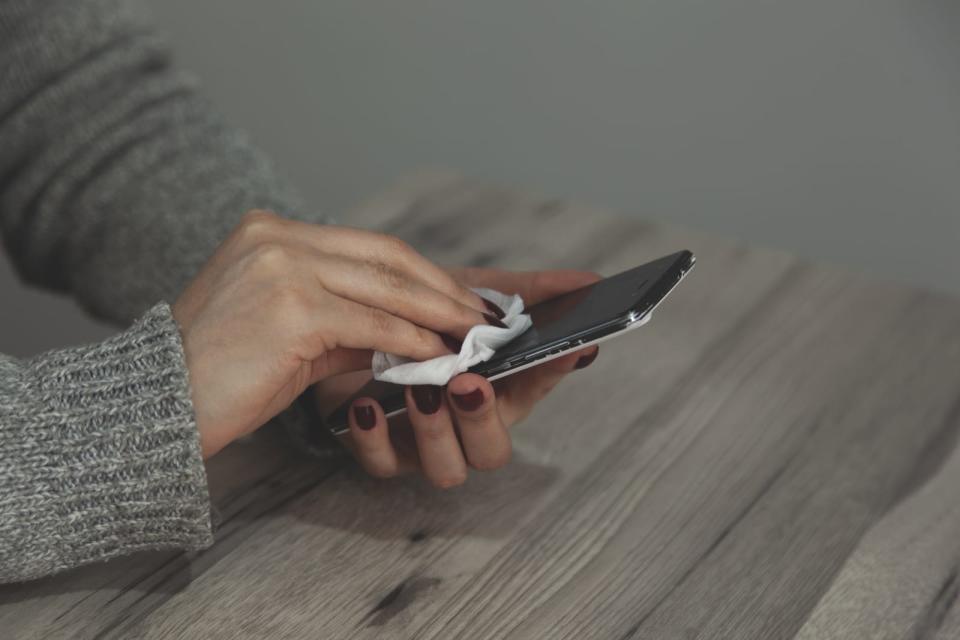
[{"left": 172, "top": 210, "right": 493, "bottom": 459}]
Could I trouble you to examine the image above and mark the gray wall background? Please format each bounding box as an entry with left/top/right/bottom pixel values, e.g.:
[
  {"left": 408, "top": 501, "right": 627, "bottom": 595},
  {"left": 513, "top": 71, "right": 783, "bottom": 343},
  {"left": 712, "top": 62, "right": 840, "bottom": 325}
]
[{"left": 3, "top": 1, "right": 960, "bottom": 356}]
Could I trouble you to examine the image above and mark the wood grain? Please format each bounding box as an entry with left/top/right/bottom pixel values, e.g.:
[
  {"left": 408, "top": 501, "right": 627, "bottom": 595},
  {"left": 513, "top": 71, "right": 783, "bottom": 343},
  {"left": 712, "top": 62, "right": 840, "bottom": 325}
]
[{"left": 3, "top": 170, "right": 960, "bottom": 639}]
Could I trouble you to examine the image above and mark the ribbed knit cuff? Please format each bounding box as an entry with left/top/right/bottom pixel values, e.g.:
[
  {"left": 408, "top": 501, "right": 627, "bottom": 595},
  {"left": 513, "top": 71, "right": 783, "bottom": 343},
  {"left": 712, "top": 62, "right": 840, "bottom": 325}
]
[{"left": 13, "top": 302, "right": 213, "bottom": 577}]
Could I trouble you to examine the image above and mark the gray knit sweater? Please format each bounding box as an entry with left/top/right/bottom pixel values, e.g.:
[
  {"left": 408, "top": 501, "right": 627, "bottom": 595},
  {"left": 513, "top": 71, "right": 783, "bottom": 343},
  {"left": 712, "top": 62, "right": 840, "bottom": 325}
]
[{"left": 0, "top": 0, "right": 332, "bottom": 583}]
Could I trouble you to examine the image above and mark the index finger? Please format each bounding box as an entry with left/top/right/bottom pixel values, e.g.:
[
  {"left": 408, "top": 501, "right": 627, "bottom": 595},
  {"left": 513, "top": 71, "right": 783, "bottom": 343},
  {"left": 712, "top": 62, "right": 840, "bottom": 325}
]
[{"left": 288, "top": 223, "right": 490, "bottom": 314}]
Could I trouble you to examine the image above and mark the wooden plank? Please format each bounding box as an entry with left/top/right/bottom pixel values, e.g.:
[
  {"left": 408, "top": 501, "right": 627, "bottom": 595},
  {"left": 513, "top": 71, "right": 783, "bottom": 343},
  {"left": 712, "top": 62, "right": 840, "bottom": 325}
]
[{"left": 3, "top": 171, "right": 960, "bottom": 639}]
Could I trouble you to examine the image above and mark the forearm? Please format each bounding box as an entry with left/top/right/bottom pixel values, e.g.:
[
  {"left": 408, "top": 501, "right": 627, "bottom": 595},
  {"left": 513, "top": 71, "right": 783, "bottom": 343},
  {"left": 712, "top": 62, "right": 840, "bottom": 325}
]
[
  {"left": 0, "top": 0, "right": 326, "bottom": 325},
  {"left": 0, "top": 303, "right": 213, "bottom": 583}
]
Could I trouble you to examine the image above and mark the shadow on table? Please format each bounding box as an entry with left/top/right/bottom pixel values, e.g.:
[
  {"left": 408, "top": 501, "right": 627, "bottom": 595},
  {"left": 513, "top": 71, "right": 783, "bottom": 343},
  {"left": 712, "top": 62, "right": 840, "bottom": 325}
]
[{"left": 0, "top": 421, "right": 560, "bottom": 610}]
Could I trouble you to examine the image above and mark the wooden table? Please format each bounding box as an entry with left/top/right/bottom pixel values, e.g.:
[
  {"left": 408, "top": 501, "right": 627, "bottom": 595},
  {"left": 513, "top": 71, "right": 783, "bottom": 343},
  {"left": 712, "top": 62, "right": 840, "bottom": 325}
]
[{"left": 4, "top": 172, "right": 960, "bottom": 639}]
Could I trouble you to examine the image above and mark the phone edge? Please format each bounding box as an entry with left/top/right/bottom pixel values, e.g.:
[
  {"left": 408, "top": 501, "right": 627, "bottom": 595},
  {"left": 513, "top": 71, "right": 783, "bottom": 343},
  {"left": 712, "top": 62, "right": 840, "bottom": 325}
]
[{"left": 327, "top": 253, "right": 695, "bottom": 435}]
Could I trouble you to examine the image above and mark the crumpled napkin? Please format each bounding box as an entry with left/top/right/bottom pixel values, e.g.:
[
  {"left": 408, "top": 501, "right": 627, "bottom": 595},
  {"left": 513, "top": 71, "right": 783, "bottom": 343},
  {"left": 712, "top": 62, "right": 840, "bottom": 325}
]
[{"left": 372, "top": 288, "right": 532, "bottom": 386}]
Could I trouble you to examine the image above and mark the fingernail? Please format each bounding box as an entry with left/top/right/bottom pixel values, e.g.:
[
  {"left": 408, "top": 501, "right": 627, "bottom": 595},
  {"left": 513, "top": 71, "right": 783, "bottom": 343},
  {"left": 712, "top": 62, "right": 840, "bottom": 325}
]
[
  {"left": 353, "top": 405, "right": 377, "bottom": 430},
  {"left": 412, "top": 385, "right": 443, "bottom": 414},
  {"left": 482, "top": 297, "right": 506, "bottom": 319},
  {"left": 441, "top": 334, "right": 462, "bottom": 354},
  {"left": 452, "top": 388, "right": 485, "bottom": 412},
  {"left": 484, "top": 313, "right": 508, "bottom": 329},
  {"left": 575, "top": 350, "right": 599, "bottom": 370}
]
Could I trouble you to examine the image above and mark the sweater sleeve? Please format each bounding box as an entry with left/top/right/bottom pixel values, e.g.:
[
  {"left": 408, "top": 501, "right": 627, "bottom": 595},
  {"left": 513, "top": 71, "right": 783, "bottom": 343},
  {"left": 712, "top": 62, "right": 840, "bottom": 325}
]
[
  {"left": 0, "top": 0, "right": 331, "bottom": 324},
  {"left": 0, "top": 0, "right": 343, "bottom": 582},
  {"left": 0, "top": 303, "right": 213, "bottom": 583}
]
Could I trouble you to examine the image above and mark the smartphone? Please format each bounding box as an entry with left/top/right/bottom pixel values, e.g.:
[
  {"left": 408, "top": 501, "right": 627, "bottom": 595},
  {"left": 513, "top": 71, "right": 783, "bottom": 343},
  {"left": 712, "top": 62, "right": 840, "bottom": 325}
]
[{"left": 325, "top": 250, "right": 695, "bottom": 435}]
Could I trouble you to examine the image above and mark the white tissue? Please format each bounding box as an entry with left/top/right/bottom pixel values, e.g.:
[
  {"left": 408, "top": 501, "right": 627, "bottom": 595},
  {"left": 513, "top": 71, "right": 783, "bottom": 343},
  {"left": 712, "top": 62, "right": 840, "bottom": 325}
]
[{"left": 372, "top": 288, "right": 532, "bottom": 386}]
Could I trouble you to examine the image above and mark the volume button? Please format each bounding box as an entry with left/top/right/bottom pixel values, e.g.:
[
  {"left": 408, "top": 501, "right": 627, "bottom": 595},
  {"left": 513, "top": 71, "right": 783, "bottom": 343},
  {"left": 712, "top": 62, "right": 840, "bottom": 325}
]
[{"left": 524, "top": 341, "right": 569, "bottom": 360}]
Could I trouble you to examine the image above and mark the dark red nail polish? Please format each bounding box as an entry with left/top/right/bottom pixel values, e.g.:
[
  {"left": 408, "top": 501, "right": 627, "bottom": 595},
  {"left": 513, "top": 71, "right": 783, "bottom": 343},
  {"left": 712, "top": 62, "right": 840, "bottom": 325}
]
[
  {"left": 412, "top": 385, "right": 443, "bottom": 415},
  {"left": 575, "top": 350, "right": 598, "bottom": 370},
  {"left": 441, "top": 334, "right": 463, "bottom": 353},
  {"left": 482, "top": 298, "right": 506, "bottom": 319},
  {"left": 452, "top": 388, "right": 485, "bottom": 412},
  {"left": 353, "top": 405, "right": 377, "bottom": 430},
  {"left": 484, "top": 313, "right": 508, "bottom": 329}
]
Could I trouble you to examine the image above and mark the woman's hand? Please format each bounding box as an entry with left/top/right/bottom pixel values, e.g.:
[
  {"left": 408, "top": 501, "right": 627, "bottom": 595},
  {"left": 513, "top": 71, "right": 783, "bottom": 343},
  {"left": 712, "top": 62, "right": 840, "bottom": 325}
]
[
  {"left": 317, "top": 266, "right": 601, "bottom": 488},
  {"left": 173, "top": 210, "right": 497, "bottom": 459}
]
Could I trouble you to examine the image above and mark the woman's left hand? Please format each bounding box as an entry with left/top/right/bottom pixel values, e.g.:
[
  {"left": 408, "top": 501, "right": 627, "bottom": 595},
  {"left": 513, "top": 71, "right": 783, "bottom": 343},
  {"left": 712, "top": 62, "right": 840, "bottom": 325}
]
[{"left": 312, "top": 266, "right": 601, "bottom": 488}]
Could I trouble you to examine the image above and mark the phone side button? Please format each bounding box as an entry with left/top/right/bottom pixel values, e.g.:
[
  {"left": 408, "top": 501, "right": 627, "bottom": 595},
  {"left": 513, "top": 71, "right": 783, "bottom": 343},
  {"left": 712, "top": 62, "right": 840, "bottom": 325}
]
[{"left": 524, "top": 341, "right": 569, "bottom": 360}]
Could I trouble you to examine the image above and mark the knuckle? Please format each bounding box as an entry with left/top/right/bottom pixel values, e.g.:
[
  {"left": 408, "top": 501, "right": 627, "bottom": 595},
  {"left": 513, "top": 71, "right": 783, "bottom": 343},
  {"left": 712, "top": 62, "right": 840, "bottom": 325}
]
[
  {"left": 441, "top": 297, "right": 470, "bottom": 325},
  {"left": 381, "top": 234, "right": 413, "bottom": 259},
  {"left": 237, "top": 209, "right": 278, "bottom": 242},
  {"left": 363, "top": 460, "right": 398, "bottom": 479},
  {"left": 367, "top": 307, "right": 396, "bottom": 335},
  {"left": 371, "top": 260, "right": 408, "bottom": 293},
  {"left": 471, "top": 446, "right": 512, "bottom": 472},
  {"left": 433, "top": 470, "right": 467, "bottom": 490},
  {"left": 244, "top": 208, "right": 276, "bottom": 221},
  {"left": 247, "top": 243, "right": 293, "bottom": 275},
  {"left": 413, "top": 327, "right": 441, "bottom": 355}
]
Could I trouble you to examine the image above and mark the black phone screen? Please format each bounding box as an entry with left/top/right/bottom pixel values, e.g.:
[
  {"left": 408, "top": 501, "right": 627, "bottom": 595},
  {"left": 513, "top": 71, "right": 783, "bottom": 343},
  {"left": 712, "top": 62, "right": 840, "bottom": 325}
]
[{"left": 470, "top": 250, "right": 693, "bottom": 375}]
